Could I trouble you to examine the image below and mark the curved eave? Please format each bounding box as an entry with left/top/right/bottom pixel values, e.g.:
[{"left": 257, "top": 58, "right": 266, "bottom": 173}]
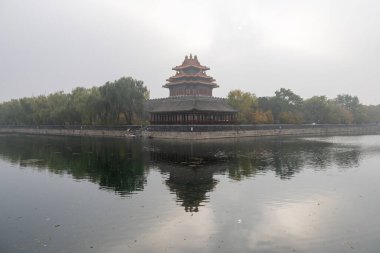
[
  {"left": 166, "top": 76, "right": 215, "bottom": 82},
  {"left": 163, "top": 82, "right": 219, "bottom": 88},
  {"left": 149, "top": 108, "right": 238, "bottom": 113},
  {"left": 150, "top": 109, "right": 239, "bottom": 113},
  {"left": 172, "top": 65, "right": 210, "bottom": 71},
  {"left": 146, "top": 96, "right": 238, "bottom": 113}
]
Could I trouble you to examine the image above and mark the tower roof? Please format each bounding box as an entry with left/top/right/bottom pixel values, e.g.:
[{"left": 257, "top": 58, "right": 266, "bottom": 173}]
[
  {"left": 172, "top": 54, "right": 210, "bottom": 71},
  {"left": 166, "top": 71, "right": 215, "bottom": 82},
  {"left": 146, "top": 96, "right": 238, "bottom": 113},
  {"left": 165, "top": 55, "right": 218, "bottom": 88}
]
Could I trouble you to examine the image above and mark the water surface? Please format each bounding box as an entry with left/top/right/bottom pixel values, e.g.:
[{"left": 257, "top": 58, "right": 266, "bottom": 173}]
[{"left": 1, "top": 134, "right": 380, "bottom": 252}]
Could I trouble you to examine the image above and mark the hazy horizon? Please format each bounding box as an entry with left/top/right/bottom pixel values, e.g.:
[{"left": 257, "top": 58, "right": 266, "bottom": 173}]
[{"left": 1, "top": 0, "right": 380, "bottom": 105}]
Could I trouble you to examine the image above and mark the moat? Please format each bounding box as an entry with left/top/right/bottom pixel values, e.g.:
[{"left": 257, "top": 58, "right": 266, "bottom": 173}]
[{"left": 1, "top": 134, "right": 380, "bottom": 252}]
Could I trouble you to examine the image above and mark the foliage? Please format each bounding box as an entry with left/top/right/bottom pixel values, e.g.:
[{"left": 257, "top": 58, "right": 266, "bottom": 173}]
[
  {"left": 227, "top": 90, "right": 257, "bottom": 124},
  {"left": 366, "top": 105, "right": 380, "bottom": 123},
  {"left": 256, "top": 89, "right": 303, "bottom": 123},
  {"left": 325, "top": 102, "right": 354, "bottom": 124},
  {"left": 334, "top": 94, "right": 368, "bottom": 123},
  {"left": 99, "top": 77, "right": 149, "bottom": 124},
  {"left": 1, "top": 78, "right": 380, "bottom": 126},
  {"left": 0, "top": 77, "right": 149, "bottom": 125},
  {"left": 275, "top": 88, "right": 303, "bottom": 111},
  {"left": 253, "top": 110, "right": 274, "bottom": 124},
  {"left": 229, "top": 89, "right": 380, "bottom": 124},
  {"left": 303, "top": 96, "right": 330, "bottom": 123}
]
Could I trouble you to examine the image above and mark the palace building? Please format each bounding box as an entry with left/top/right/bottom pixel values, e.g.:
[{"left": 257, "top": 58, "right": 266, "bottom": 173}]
[{"left": 146, "top": 55, "right": 237, "bottom": 125}]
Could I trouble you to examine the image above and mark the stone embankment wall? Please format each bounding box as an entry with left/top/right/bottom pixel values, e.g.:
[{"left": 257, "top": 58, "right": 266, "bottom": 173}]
[
  {"left": 0, "top": 125, "right": 142, "bottom": 138},
  {"left": 0, "top": 124, "right": 379, "bottom": 139},
  {"left": 147, "top": 124, "right": 380, "bottom": 139}
]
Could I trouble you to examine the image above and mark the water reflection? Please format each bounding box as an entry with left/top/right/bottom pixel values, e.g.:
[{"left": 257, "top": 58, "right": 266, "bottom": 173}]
[
  {"left": 161, "top": 164, "right": 220, "bottom": 212},
  {"left": 0, "top": 134, "right": 368, "bottom": 212},
  {"left": 247, "top": 195, "right": 336, "bottom": 251},
  {"left": 148, "top": 138, "right": 362, "bottom": 180},
  {"left": 0, "top": 135, "right": 147, "bottom": 196}
]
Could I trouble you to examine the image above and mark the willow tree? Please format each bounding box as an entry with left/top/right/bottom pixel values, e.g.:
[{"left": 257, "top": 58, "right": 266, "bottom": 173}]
[{"left": 99, "top": 77, "right": 149, "bottom": 124}]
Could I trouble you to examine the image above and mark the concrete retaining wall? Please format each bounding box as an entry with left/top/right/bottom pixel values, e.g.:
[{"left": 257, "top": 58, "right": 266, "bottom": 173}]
[
  {"left": 0, "top": 128, "right": 132, "bottom": 138},
  {"left": 148, "top": 125, "right": 380, "bottom": 139},
  {"left": 0, "top": 124, "right": 379, "bottom": 139}
]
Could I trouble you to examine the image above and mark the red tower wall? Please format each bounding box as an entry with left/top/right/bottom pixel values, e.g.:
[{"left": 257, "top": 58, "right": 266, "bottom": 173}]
[{"left": 169, "top": 86, "right": 213, "bottom": 96}]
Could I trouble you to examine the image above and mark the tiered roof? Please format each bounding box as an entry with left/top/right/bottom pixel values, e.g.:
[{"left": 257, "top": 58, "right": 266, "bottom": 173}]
[
  {"left": 146, "top": 96, "right": 238, "bottom": 113},
  {"left": 144, "top": 55, "right": 238, "bottom": 120},
  {"left": 164, "top": 54, "right": 218, "bottom": 88},
  {"left": 172, "top": 54, "right": 210, "bottom": 71}
]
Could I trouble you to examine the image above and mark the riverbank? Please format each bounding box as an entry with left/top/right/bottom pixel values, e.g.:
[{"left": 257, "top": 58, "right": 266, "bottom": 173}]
[
  {"left": 146, "top": 124, "right": 380, "bottom": 139},
  {"left": 0, "top": 124, "right": 379, "bottom": 139}
]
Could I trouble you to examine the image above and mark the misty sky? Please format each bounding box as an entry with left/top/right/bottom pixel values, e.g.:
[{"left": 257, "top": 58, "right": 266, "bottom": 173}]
[{"left": 1, "top": 0, "right": 380, "bottom": 104}]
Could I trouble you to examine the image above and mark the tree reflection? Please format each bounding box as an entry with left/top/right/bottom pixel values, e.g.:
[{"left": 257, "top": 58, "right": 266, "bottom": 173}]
[
  {"left": 0, "top": 134, "right": 368, "bottom": 212},
  {"left": 0, "top": 135, "right": 148, "bottom": 196},
  {"left": 227, "top": 139, "right": 361, "bottom": 180},
  {"left": 148, "top": 137, "right": 364, "bottom": 211}
]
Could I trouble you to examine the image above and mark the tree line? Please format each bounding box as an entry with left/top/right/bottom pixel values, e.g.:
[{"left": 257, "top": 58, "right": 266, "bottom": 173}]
[
  {"left": 228, "top": 88, "right": 380, "bottom": 124},
  {"left": 1, "top": 76, "right": 379, "bottom": 125},
  {"left": 0, "top": 77, "right": 149, "bottom": 125}
]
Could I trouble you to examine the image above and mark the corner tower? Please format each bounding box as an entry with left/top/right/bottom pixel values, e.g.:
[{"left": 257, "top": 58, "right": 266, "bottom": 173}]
[
  {"left": 164, "top": 54, "right": 218, "bottom": 97},
  {"left": 145, "top": 55, "right": 237, "bottom": 125}
]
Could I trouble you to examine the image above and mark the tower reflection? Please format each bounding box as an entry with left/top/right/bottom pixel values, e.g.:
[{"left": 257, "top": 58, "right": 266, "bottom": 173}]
[{"left": 0, "top": 135, "right": 363, "bottom": 212}]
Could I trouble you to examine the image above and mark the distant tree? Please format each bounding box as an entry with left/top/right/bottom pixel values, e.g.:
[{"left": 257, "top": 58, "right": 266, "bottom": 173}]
[
  {"left": 326, "top": 102, "right": 354, "bottom": 124},
  {"left": 335, "top": 94, "right": 360, "bottom": 112},
  {"left": 253, "top": 110, "right": 274, "bottom": 124},
  {"left": 278, "top": 111, "right": 303, "bottom": 124},
  {"left": 19, "top": 97, "right": 35, "bottom": 124},
  {"left": 86, "top": 87, "right": 104, "bottom": 124},
  {"left": 263, "top": 88, "right": 304, "bottom": 123},
  {"left": 47, "top": 92, "right": 70, "bottom": 124},
  {"left": 303, "top": 96, "right": 329, "bottom": 123},
  {"left": 365, "top": 105, "right": 380, "bottom": 123},
  {"left": 116, "top": 77, "right": 149, "bottom": 124},
  {"left": 0, "top": 76, "right": 149, "bottom": 126},
  {"left": 99, "top": 77, "right": 149, "bottom": 124},
  {"left": 228, "top": 90, "right": 257, "bottom": 124},
  {"left": 334, "top": 94, "right": 368, "bottom": 123},
  {"left": 0, "top": 100, "right": 23, "bottom": 124},
  {"left": 275, "top": 88, "right": 303, "bottom": 112},
  {"left": 257, "top": 97, "right": 280, "bottom": 120},
  {"left": 66, "top": 88, "right": 92, "bottom": 124}
]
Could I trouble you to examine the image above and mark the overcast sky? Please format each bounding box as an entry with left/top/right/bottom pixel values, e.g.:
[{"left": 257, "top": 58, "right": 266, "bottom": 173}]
[{"left": 1, "top": 0, "right": 380, "bottom": 104}]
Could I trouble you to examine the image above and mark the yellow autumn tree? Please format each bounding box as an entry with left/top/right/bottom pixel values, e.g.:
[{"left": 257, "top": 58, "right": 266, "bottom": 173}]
[{"left": 228, "top": 90, "right": 257, "bottom": 124}]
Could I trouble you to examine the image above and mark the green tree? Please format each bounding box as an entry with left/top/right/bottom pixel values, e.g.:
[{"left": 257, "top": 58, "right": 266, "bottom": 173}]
[
  {"left": 366, "top": 105, "right": 380, "bottom": 123},
  {"left": 99, "top": 77, "right": 149, "bottom": 124},
  {"left": 278, "top": 111, "right": 303, "bottom": 124},
  {"left": 259, "top": 88, "right": 304, "bottom": 123},
  {"left": 326, "top": 102, "right": 354, "bottom": 124},
  {"left": 0, "top": 76, "right": 148, "bottom": 126},
  {"left": 335, "top": 94, "right": 368, "bottom": 123},
  {"left": 228, "top": 90, "right": 257, "bottom": 124},
  {"left": 47, "top": 92, "right": 70, "bottom": 124},
  {"left": 0, "top": 100, "right": 23, "bottom": 124},
  {"left": 303, "top": 96, "right": 329, "bottom": 123},
  {"left": 275, "top": 88, "right": 303, "bottom": 112}
]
